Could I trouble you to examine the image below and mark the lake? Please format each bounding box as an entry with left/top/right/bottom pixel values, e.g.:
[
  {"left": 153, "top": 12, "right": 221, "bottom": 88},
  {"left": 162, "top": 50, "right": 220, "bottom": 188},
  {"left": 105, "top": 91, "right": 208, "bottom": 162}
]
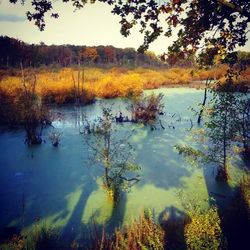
[{"left": 0, "top": 88, "right": 246, "bottom": 243}]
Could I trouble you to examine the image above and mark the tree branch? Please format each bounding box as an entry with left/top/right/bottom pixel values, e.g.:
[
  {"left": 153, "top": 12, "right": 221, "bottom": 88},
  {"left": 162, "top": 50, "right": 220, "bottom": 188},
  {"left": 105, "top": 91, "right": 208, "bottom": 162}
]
[{"left": 217, "top": 0, "right": 250, "bottom": 19}]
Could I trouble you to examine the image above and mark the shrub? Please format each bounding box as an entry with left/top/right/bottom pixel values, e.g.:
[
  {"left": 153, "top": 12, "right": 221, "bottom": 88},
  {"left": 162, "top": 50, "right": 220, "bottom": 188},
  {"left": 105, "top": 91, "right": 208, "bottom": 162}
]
[
  {"left": 0, "top": 66, "right": 248, "bottom": 108},
  {"left": 131, "top": 93, "right": 164, "bottom": 126},
  {"left": 184, "top": 207, "right": 226, "bottom": 250}
]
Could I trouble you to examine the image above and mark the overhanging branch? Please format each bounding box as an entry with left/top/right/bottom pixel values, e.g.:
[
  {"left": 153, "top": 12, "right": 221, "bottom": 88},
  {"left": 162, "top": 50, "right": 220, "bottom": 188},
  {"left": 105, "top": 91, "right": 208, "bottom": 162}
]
[{"left": 217, "top": 0, "right": 250, "bottom": 20}]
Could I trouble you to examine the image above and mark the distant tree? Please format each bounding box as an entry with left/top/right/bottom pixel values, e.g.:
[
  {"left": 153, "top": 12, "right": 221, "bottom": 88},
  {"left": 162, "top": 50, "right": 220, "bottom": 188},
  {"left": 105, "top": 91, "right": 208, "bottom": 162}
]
[
  {"left": 164, "top": 51, "right": 196, "bottom": 68},
  {"left": 104, "top": 46, "right": 116, "bottom": 64},
  {"left": 58, "top": 46, "right": 73, "bottom": 66},
  {"left": 80, "top": 47, "right": 99, "bottom": 65},
  {"left": 0, "top": 36, "right": 23, "bottom": 67},
  {"left": 144, "top": 51, "right": 160, "bottom": 66},
  {"left": 122, "top": 48, "right": 136, "bottom": 66},
  {"left": 237, "top": 51, "right": 250, "bottom": 66},
  {"left": 96, "top": 46, "right": 106, "bottom": 64}
]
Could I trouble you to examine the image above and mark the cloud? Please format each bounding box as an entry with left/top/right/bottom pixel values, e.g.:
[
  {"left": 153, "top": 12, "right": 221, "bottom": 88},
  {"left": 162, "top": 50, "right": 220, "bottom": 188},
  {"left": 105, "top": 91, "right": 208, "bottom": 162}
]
[{"left": 0, "top": 13, "right": 26, "bottom": 22}]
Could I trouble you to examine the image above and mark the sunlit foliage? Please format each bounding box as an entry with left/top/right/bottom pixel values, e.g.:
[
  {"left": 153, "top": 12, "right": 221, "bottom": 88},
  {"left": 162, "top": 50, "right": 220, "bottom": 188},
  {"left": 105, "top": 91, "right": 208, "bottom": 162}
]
[
  {"left": 240, "top": 176, "right": 250, "bottom": 219},
  {"left": 184, "top": 207, "right": 226, "bottom": 250},
  {"left": 80, "top": 47, "right": 99, "bottom": 64}
]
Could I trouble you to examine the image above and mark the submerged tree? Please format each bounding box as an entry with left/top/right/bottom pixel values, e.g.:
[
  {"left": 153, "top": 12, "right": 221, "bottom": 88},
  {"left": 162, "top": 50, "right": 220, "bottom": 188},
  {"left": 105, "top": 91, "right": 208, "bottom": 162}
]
[{"left": 83, "top": 107, "right": 140, "bottom": 201}]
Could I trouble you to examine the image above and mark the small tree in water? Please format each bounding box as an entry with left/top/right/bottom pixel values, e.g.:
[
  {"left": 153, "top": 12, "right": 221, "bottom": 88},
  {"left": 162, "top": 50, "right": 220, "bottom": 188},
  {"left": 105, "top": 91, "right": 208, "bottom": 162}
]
[
  {"left": 176, "top": 77, "right": 249, "bottom": 182},
  {"left": 83, "top": 107, "right": 140, "bottom": 201},
  {"left": 206, "top": 81, "right": 242, "bottom": 181},
  {"left": 15, "top": 67, "right": 51, "bottom": 145},
  {"left": 238, "top": 98, "right": 250, "bottom": 158}
]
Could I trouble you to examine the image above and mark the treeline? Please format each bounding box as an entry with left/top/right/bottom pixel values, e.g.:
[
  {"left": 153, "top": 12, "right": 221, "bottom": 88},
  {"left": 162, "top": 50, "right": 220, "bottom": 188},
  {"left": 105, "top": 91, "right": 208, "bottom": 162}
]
[
  {"left": 1, "top": 36, "right": 250, "bottom": 69},
  {"left": 0, "top": 36, "right": 164, "bottom": 68}
]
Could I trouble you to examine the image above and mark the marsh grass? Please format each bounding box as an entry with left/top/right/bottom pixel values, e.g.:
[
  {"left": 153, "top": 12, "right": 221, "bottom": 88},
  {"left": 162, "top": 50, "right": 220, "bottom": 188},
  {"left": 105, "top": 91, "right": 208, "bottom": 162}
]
[
  {"left": 90, "top": 211, "right": 165, "bottom": 250},
  {"left": 1, "top": 224, "right": 61, "bottom": 250},
  {"left": 1, "top": 66, "right": 249, "bottom": 107}
]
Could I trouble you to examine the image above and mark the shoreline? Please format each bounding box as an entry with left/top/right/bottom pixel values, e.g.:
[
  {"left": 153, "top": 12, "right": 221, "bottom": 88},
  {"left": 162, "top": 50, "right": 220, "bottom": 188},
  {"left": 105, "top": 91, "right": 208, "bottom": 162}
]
[{"left": 145, "top": 81, "right": 250, "bottom": 91}]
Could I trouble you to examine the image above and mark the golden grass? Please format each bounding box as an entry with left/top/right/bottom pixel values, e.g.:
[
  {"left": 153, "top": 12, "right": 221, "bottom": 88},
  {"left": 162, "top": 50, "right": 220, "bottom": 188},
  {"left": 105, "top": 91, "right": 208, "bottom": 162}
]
[{"left": 0, "top": 66, "right": 249, "bottom": 105}]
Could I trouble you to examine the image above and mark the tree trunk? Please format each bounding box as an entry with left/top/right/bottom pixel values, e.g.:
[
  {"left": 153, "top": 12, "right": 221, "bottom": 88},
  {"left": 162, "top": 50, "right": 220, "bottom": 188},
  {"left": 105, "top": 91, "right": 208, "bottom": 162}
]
[
  {"left": 197, "top": 87, "right": 207, "bottom": 124},
  {"left": 105, "top": 166, "right": 110, "bottom": 188},
  {"left": 197, "top": 78, "right": 211, "bottom": 124},
  {"left": 217, "top": 104, "right": 229, "bottom": 181}
]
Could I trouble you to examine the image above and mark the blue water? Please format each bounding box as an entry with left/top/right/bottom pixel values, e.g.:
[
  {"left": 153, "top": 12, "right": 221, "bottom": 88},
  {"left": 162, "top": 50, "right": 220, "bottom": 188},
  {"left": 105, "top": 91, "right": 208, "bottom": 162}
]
[{"left": 0, "top": 88, "right": 246, "bottom": 242}]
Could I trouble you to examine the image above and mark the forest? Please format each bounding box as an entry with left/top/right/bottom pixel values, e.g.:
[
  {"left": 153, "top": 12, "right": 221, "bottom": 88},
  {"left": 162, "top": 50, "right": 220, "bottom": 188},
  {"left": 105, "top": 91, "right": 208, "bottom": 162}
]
[{"left": 0, "top": 0, "right": 250, "bottom": 250}]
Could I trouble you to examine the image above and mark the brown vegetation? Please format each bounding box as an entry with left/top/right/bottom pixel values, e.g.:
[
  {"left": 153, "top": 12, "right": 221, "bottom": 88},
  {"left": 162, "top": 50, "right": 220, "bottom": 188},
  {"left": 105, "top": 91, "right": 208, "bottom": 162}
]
[
  {"left": 131, "top": 93, "right": 164, "bottom": 127},
  {"left": 90, "top": 212, "right": 165, "bottom": 250}
]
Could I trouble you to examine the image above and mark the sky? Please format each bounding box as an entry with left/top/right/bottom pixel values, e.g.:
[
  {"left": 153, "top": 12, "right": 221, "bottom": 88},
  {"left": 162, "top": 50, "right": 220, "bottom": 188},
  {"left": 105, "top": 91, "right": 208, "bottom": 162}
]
[{"left": 0, "top": 0, "right": 249, "bottom": 55}]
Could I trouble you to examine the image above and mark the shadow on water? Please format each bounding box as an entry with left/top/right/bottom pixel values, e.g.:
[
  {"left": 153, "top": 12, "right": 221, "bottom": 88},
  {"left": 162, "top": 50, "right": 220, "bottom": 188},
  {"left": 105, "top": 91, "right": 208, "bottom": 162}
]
[
  {"left": 158, "top": 206, "right": 190, "bottom": 250},
  {"left": 68, "top": 192, "right": 127, "bottom": 249},
  {"left": 105, "top": 192, "right": 127, "bottom": 233},
  {"left": 0, "top": 124, "right": 101, "bottom": 243},
  {"left": 59, "top": 187, "right": 127, "bottom": 246},
  {"left": 60, "top": 180, "right": 98, "bottom": 244},
  {"left": 133, "top": 125, "right": 194, "bottom": 190},
  {"left": 203, "top": 166, "right": 250, "bottom": 249}
]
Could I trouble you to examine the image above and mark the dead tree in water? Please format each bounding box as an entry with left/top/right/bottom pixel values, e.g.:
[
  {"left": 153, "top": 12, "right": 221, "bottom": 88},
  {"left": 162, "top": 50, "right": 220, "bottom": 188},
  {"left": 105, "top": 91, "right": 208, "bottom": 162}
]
[
  {"left": 19, "top": 63, "right": 51, "bottom": 145},
  {"left": 49, "top": 130, "right": 62, "bottom": 147},
  {"left": 72, "top": 62, "right": 94, "bottom": 106},
  {"left": 197, "top": 78, "right": 212, "bottom": 124}
]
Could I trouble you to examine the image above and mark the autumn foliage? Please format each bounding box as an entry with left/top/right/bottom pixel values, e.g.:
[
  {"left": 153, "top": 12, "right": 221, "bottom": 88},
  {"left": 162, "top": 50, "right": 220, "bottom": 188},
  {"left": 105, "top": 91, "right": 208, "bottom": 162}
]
[{"left": 184, "top": 207, "right": 226, "bottom": 249}]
